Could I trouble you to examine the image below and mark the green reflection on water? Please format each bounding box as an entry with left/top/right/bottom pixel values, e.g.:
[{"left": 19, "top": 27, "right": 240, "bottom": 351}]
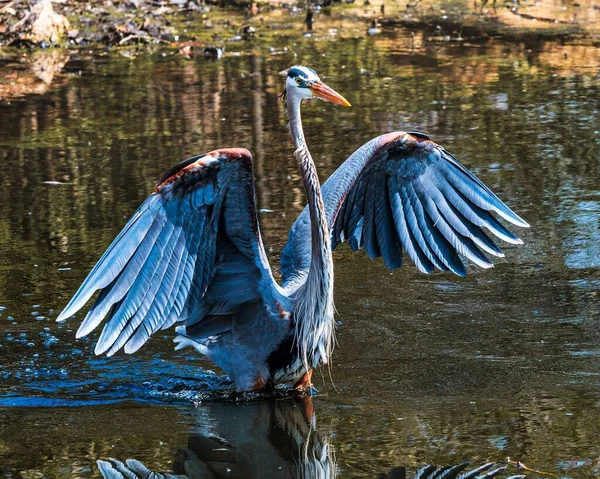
[{"left": 0, "top": 34, "right": 599, "bottom": 478}]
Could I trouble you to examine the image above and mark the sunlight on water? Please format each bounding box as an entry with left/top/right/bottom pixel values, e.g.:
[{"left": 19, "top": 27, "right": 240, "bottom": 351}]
[{"left": 0, "top": 31, "right": 599, "bottom": 478}]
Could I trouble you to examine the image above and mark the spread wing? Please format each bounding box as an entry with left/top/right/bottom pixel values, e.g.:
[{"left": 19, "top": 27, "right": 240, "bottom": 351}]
[
  {"left": 281, "top": 132, "right": 529, "bottom": 284},
  {"left": 57, "top": 148, "right": 281, "bottom": 356}
]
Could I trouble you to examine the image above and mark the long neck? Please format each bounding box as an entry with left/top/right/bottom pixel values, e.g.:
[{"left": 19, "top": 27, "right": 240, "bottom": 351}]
[
  {"left": 287, "top": 95, "right": 335, "bottom": 370},
  {"left": 287, "top": 97, "right": 332, "bottom": 285}
]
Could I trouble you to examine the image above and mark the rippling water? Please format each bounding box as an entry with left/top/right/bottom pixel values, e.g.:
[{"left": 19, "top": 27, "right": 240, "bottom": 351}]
[{"left": 0, "top": 30, "right": 599, "bottom": 478}]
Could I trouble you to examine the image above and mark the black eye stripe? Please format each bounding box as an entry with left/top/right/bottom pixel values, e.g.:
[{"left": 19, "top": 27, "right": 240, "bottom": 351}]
[{"left": 288, "top": 67, "right": 309, "bottom": 80}]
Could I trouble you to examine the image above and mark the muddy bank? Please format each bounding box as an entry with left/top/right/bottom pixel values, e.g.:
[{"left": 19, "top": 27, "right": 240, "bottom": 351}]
[
  {"left": 1, "top": 0, "right": 599, "bottom": 102},
  {"left": 1, "top": 0, "right": 599, "bottom": 50},
  {"left": 380, "top": 14, "right": 585, "bottom": 43}
]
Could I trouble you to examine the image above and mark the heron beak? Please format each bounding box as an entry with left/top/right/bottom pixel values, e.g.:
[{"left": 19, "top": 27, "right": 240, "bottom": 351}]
[{"left": 310, "top": 81, "right": 351, "bottom": 107}]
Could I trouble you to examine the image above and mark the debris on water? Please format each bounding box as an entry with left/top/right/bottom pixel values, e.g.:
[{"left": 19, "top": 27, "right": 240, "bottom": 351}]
[
  {"left": 367, "top": 19, "right": 380, "bottom": 35},
  {"left": 177, "top": 44, "right": 194, "bottom": 58},
  {"left": 203, "top": 46, "right": 223, "bottom": 59},
  {"left": 506, "top": 458, "right": 556, "bottom": 476},
  {"left": 240, "top": 25, "right": 256, "bottom": 40}
]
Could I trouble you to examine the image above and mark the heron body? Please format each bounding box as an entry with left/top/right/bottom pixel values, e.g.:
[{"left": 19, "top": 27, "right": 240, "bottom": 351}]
[{"left": 57, "top": 66, "right": 528, "bottom": 392}]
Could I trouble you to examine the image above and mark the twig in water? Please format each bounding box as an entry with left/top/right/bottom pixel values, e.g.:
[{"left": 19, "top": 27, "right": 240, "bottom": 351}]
[{"left": 506, "top": 457, "right": 557, "bottom": 477}]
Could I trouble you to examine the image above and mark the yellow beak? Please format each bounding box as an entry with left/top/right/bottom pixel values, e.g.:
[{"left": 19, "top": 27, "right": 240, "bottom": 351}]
[{"left": 309, "top": 81, "right": 351, "bottom": 107}]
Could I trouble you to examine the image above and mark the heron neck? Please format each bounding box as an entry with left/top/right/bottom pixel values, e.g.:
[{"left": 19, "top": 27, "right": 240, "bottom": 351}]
[
  {"left": 287, "top": 97, "right": 333, "bottom": 284},
  {"left": 286, "top": 93, "right": 335, "bottom": 371}
]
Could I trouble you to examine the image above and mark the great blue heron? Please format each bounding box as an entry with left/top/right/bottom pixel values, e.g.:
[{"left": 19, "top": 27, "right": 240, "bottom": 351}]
[{"left": 57, "top": 65, "right": 528, "bottom": 393}]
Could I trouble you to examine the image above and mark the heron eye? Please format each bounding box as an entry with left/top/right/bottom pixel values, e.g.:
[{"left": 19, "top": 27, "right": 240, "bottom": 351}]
[{"left": 295, "top": 77, "right": 303, "bottom": 86}]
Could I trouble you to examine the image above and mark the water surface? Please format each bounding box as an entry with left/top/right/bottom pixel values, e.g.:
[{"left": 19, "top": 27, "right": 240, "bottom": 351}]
[{"left": 0, "top": 31, "right": 599, "bottom": 477}]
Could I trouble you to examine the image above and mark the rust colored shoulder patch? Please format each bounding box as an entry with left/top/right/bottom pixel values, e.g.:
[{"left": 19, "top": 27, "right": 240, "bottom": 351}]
[
  {"left": 156, "top": 153, "right": 207, "bottom": 188},
  {"left": 155, "top": 148, "right": 253, "bottom": 191}
]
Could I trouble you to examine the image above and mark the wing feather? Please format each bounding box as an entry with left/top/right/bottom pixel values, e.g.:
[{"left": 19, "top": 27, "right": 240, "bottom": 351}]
[
  {"left": 400, "top": 182, "right": 449, "bottom": 272},
  {"left": 422, "top": 169, "right": 504, "bottom": 257},
  {"left": 407, "top": 181, "right": 466, "bottom": 276},
  {"left": 160, "top": 210, "right": 204, "bottom": 331},
  {"left": 58, "top": 148, "right": 282, "bottom": 356},
  {"left": 281, "top": 132, "right": 528, "bottom": 283},
  {"left": 389, "top": 176, "right": 435, "bottom": 274},
  {"left": 122, "top": 220, "right": 183, "bottom": 354},
  {"left": 95, "top": 217, "right": 173, "bottom": 355},
  {"left": 58, "top": 195, "right": 161, "bottom": 324},
  {"left": 413, "top": 177, "right": 493, "bottom": 269},
  {"left": 439, "top": 152, "right": 528, "bottom": 227},
  {"left": 77, "top": 212, "right": 166, "bottom": 340},
  {"left": 346, "top": 175, "right": 368, "bottom": 251},
  {"left": 374, "top": 179, "right": 403, "bottom": 269},
  {"left": 363, "top": 177, "right": 381, "bottom": 259}
]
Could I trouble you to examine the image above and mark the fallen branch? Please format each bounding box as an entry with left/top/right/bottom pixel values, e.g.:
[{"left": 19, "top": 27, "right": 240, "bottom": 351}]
[
  {"left": 118, "top": 33, "right": 168, "bottom": 45},
  {"left": 508, "top": 9, "right": 574, "bottom": 25},
  {"left": 506, "top": 458, "right": 557, "bottom": 477}
]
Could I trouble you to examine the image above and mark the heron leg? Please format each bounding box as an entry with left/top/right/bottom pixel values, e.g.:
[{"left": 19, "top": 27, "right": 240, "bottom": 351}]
[
  {"left": 293, "top": 369, "right": 314, "bottom": 394},
  {"left": 251, "top": 375, "right": 270, "bottom": 392}
]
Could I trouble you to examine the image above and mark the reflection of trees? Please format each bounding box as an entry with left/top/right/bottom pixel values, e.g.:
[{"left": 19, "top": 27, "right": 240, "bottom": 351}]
[
  {"left": 0, "top": 38, "right": 598, "bottom": 337},
  {"left": 325, "top": 394, "right": 600, "bottom": 476},
  {"left": 0, "top": 43, "right": 598, "bottom": 477},
  {"left": 0, "top": 50, "right": 70, "bottom": 101}
]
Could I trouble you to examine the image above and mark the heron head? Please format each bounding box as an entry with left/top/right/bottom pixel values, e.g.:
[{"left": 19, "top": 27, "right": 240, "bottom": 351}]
[{"left": 285, "top": 66, "right": 351, "bottom": 107}]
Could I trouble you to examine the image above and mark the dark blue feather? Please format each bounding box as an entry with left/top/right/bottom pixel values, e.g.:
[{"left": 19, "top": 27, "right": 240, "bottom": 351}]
[
  {"left": 414, "top": 177, "right": 493, "bottom": 269},
  {"left": 374, "top": 179, "right": 403, "bottom": 269},
  {"left": 388, "top": 176, "right": 434, "bottom": 274},
  {"left": 400, "top": 182, "right": 449, "bottom": 272},
  {"left": 342, "top": 179, "right": 360, "bottom": 242},
  {"left": 162, "top": 211, "right": 205, "bottom": 329},
  {"left": 405, "top": 182, "right": 465, "bottom": 276},
  {"left": 439, "top": 151, "right": 528, "bottom": 227},
  {"left": 432, "top": 170, "right": 522, "bottom": 244},
  {"left": 147, "top": 224, "right": 187, "bottom": 335},
  {"left": 363, "top": 178, "right": 381, "bottom": 260},
  {"left": 347, "top": 176, "right": 368, "bottom": 251},
  {"left": 60, "top": 149, "right": 282, "bottom": 358},
  {"left": 423, "top": 170, "right": 504, "bottom": 257}
]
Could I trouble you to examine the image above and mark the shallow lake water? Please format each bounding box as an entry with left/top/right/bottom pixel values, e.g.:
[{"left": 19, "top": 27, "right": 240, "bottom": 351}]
[{"left": 0, "top": 30, "right": 599, "bottom": 478}]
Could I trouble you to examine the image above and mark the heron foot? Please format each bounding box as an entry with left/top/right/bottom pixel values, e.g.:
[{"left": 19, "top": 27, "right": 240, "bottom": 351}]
[
  {"left": 293, "top": 384, "right": 318, "bottom": 397},
  {"left": 293, "top": 370, "right": 316, "bottom": 396}
]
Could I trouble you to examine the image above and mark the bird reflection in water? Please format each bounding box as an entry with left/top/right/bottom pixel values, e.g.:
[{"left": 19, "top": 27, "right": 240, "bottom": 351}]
[
  {"left": 380, "top": 463, "right": 525, "bottom": 479},
  {"left": 98, "top": 396, "right": 334, "bottom": 478},
  {"left": 97, "top": 397, "right": 527, "bottom": 479}
]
